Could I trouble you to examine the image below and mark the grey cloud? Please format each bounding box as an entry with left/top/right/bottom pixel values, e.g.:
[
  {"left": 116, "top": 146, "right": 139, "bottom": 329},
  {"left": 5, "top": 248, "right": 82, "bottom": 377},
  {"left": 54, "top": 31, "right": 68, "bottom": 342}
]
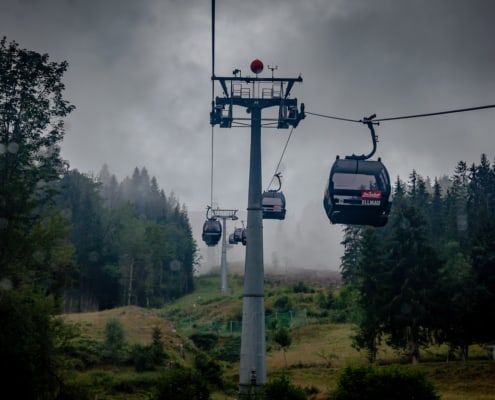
[{"left": 2, "top": 0, "right": 495, "bottom": 272}]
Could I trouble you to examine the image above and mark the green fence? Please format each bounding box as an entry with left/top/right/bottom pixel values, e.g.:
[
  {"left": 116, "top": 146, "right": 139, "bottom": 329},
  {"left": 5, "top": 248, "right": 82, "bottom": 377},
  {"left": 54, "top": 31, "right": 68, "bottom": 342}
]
[{"left": 176, "top": 309, "right": 308, "bottom": 336}]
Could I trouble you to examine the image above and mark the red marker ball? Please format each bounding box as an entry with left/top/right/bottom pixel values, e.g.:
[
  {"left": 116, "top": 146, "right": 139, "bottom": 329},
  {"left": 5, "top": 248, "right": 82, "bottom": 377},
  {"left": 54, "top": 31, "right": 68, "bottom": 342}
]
[{"left": 250, "top": 59, "right": 264, "bottom": 74}]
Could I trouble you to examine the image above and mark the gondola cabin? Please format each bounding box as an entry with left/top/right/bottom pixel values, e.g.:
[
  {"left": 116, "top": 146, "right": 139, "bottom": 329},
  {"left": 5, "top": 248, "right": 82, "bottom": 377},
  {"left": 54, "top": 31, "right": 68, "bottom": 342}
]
[
  {"left": 262, "top": 190, "right": 286, "bottom": 220},
  {"left": 233, "top": 227, "right": 244, "bottom": 244},
  {"left": 231, "top": 227, "right": 247, "bottom": 245},
  {"left": 202, "top": 219, "right": 222, "bottom": 246},
  {"left": 323, "top": 157, "right": 391, "bottom": 227},
  {"left": 241, "top": 228, "right": 247, "bottom": 246}
]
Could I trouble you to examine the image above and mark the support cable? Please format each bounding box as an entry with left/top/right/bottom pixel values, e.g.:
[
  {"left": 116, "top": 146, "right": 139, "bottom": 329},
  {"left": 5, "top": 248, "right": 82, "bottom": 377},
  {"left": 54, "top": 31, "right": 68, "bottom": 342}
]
[
  {"left": 267, "top": 127, "right": 295, "bottom": 190},
  {"left": 210, "top": 126, "right": 214, "bottom": 210},
  {"left": 209, "top": 0, "right": 216, "bottom": 211},
  {"left": 211, "top": 0, "right": 215, "bottom": 101},
  {"left": 305, "top": 111, "right": 361, "bottom": 123}
]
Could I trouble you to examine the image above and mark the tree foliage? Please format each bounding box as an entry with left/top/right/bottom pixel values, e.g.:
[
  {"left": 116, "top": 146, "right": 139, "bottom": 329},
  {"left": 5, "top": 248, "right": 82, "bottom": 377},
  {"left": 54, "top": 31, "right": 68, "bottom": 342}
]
[
  {"left": 0, "top": 38, "right": 199, "bottom": 399},
  {"left": 55, "top": 166, "right": 198, "bottom": 311},
  {"left": 0, "top": 36, "right": 75, "bottom": 290},
  {"left": 342, "top": 155, "right": 495, "bottom": 362},
  {"left": 154, "top": 367, "right": 210, "bottom": 400},
  {"left": 330, "top": 366, "right": 440, "bottom": 400},
  {"left": 0, "top": 287, "right": 69, "bottom": 399}
]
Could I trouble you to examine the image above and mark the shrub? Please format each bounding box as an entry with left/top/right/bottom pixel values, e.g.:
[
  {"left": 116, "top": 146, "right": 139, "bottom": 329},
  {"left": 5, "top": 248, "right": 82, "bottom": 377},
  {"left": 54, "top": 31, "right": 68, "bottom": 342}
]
[
  {"left": 103, "top": 317, "right": 126, "bottom": 364},
  {"left": 273, "top": 295, "right": 292, "bottom": 312},
  {"left": 329, "top": 365, "right": 440, "bottom": 400},
  {"left": 154, "top": 367, "right": 209, "bottom": 400},
  {"left": 264, "top": 375, "right": 307, "bottom": 400},
  {"left": 194, "top": 353, "right": 223, "bottom": 388},
  {"left": 292, "top": 282, "right": 314, "bottom": 294},
  {"left": 131, "top": 344, "right": 156, "bottom": 372},
  {"left": 56, "top": 381, "right": 92, "bottom": 400},
  {"left": 63, "top": 336, "right": 104, "bottom": 369},
  {"left": 213, "top": 336, "right": 241, "bottom": 362},
  {"left": 189, "top": 332, "right": 218, "bottom": 351}
]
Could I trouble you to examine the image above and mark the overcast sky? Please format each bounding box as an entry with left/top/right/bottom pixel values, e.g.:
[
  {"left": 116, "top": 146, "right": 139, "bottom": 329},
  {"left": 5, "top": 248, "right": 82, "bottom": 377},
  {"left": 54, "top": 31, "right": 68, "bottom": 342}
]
[{"left": 3, "top": 0, "right": 495, "bottom": 272}]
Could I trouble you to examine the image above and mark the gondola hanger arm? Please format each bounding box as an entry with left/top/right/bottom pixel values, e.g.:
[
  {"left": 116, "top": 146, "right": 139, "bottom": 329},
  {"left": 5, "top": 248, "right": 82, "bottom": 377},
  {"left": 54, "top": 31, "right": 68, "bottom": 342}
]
[
  {"left": 346, "top": 114, "right": 379, "bottom": 161},
  {"left": 205, "top": 205, "right": 214, "bottom": 220},
  {"left": 270, "top": 173, "right": 282, "bottom": 192}
]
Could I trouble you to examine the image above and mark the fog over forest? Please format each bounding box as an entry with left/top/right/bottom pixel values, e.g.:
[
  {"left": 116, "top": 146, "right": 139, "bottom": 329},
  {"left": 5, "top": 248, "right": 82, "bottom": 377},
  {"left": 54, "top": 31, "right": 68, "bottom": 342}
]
[{"left": 2, "top": 0, "right": 494, "bottom": 274}]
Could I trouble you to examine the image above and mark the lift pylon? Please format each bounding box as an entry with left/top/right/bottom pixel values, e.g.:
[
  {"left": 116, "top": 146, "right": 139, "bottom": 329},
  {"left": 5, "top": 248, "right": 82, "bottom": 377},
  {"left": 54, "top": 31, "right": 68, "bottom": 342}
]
[
  {"left": 211, "top": 59, "right": 304, "bottom": 399},
  {"left": 211, "top": 208, "right": 239, "bottom": 292}
]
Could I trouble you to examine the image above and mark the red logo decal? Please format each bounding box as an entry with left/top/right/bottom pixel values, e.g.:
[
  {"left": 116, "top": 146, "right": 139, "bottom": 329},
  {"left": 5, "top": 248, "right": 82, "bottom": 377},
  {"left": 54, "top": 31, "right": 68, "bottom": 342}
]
[{"left": 361, "top": 190, "right": 382, "bottom": 200}]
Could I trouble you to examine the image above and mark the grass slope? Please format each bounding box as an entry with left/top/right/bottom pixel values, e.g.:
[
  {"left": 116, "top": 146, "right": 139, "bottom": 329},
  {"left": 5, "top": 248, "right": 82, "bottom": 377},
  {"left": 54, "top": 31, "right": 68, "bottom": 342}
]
[{"left": 63, "top": 270, "right": 495, "bottom": 400}]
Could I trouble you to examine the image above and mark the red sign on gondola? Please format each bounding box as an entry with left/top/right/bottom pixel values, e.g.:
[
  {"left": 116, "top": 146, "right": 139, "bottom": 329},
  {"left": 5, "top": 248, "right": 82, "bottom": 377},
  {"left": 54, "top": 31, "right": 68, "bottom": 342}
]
[{"left": 361, "top": 190, "right": 382, "bottom": 200}]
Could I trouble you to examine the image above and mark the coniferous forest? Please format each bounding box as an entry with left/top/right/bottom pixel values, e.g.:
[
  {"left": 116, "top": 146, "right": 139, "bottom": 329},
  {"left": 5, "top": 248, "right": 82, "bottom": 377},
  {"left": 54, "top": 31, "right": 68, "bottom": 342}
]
[
  {"left": 0, "top": 38, "right": 197, "bottom": 398},
  {"left": 340, "top": 162, "right": 495, "bottom": 364},
  {"left": 1, "top": 37, "right": 495, "bottom": 399},
  {"left": 57, "top": 165, "right": 197, "bottom": 312}
]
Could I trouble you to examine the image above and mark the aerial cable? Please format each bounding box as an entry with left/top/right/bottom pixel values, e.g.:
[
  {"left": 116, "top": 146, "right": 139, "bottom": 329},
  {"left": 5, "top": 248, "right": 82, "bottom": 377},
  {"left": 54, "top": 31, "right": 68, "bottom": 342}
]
[
  {"left": 210, "top": 126, "right": 215, "bottom": 210},
  {"left": 211, "top": 0, "right": 215, "bottom": 101},
  {"left": 209, "top": 0, "right": 216, "bottom": 211},
  {"left": 306, "top": 103, "right": 495, "bottom": 125},
  {"left": 373, "top": 104, "right": 495, "bottom": 122},
  {"left": 305, "top": 111, "right": 361, "bottom": 123},
  {"left": 267, "top": 126, "right": 295, "bottom": 190}
]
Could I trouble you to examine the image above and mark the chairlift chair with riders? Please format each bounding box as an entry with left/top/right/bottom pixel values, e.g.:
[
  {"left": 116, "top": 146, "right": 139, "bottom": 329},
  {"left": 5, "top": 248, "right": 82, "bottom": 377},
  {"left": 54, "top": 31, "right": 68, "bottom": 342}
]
[
  {"left": 323, "top": 115, "right": 392, "bottom": 227},
  {"left": 262, "top": 173, "right": 286, "bottom": 220}
]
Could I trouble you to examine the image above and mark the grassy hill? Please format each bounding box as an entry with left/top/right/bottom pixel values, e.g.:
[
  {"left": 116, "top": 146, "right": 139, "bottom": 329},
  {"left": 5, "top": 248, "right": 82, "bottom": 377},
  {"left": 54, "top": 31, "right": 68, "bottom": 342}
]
[{"left": 63, "top": 267, "right": 495, "bottom": 400}]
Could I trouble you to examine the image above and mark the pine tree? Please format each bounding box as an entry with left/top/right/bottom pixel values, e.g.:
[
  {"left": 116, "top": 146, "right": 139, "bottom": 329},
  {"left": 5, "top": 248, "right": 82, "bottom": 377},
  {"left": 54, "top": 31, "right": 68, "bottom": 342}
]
[{"left": 383, "top": 200, "right": 442, "bottom": 364}]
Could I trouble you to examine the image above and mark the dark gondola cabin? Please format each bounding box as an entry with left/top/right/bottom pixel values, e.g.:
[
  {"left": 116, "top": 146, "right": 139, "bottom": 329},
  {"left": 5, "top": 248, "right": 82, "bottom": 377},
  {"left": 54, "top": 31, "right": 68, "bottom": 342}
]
[
  {"left": 233, "top": 227, "right": 244, "bottom": 243},
  {"left": 262, "top": 190, "right": 286, "bottom": 220},
  {"left": 241, "top": 228, "right": 247, "bottom": 246},
  {"left": 323, "top": 157, "right": 391, "bottom": 227},
  {"left": 202, "top": 219, "right": 222, "bottom": 246}
]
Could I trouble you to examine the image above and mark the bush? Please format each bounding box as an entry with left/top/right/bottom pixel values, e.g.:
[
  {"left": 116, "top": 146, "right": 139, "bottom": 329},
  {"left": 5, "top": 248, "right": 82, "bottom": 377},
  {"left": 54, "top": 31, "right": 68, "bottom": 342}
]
[
  {"left": 131, "top": 344, "right": 156, "bottom": 372},
  {"left": 189, "top": 332, "right": 218, "bottom": 351},
  {"left": 330, "top": 366, "right": 440, "bottom": 400},
  {"left": 292, "top": 282, "right": 314, "bottom": 294},
  {"left": 194, "top": 353, "right": 223, "bottom": 388},
  {"left": 264, "top": 375, "right": 307, "bottom": 400},
  {"left": 64, "top": 336, "right": 104, "bottom": 369},
  {"left": 154, "top": 367, "right": 209, "bottom": 400},
  {"left": 213, "top": 336, "right": 241, "bottom": 362},
  {"left": 103, "top": 317, "right": 127, "bottom": 364},
  {"left": 273, "top": 295, "right": 292, "bottom": 312},
  {"left": 56, "top": 381, "right": 92, "bottom": 400}
]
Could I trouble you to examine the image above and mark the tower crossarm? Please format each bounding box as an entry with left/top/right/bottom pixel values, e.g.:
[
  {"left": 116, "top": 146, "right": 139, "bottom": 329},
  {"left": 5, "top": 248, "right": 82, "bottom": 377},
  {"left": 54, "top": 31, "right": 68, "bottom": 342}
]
[{"left": 211, "top": 208, "right": 239, "bottom": 219}]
